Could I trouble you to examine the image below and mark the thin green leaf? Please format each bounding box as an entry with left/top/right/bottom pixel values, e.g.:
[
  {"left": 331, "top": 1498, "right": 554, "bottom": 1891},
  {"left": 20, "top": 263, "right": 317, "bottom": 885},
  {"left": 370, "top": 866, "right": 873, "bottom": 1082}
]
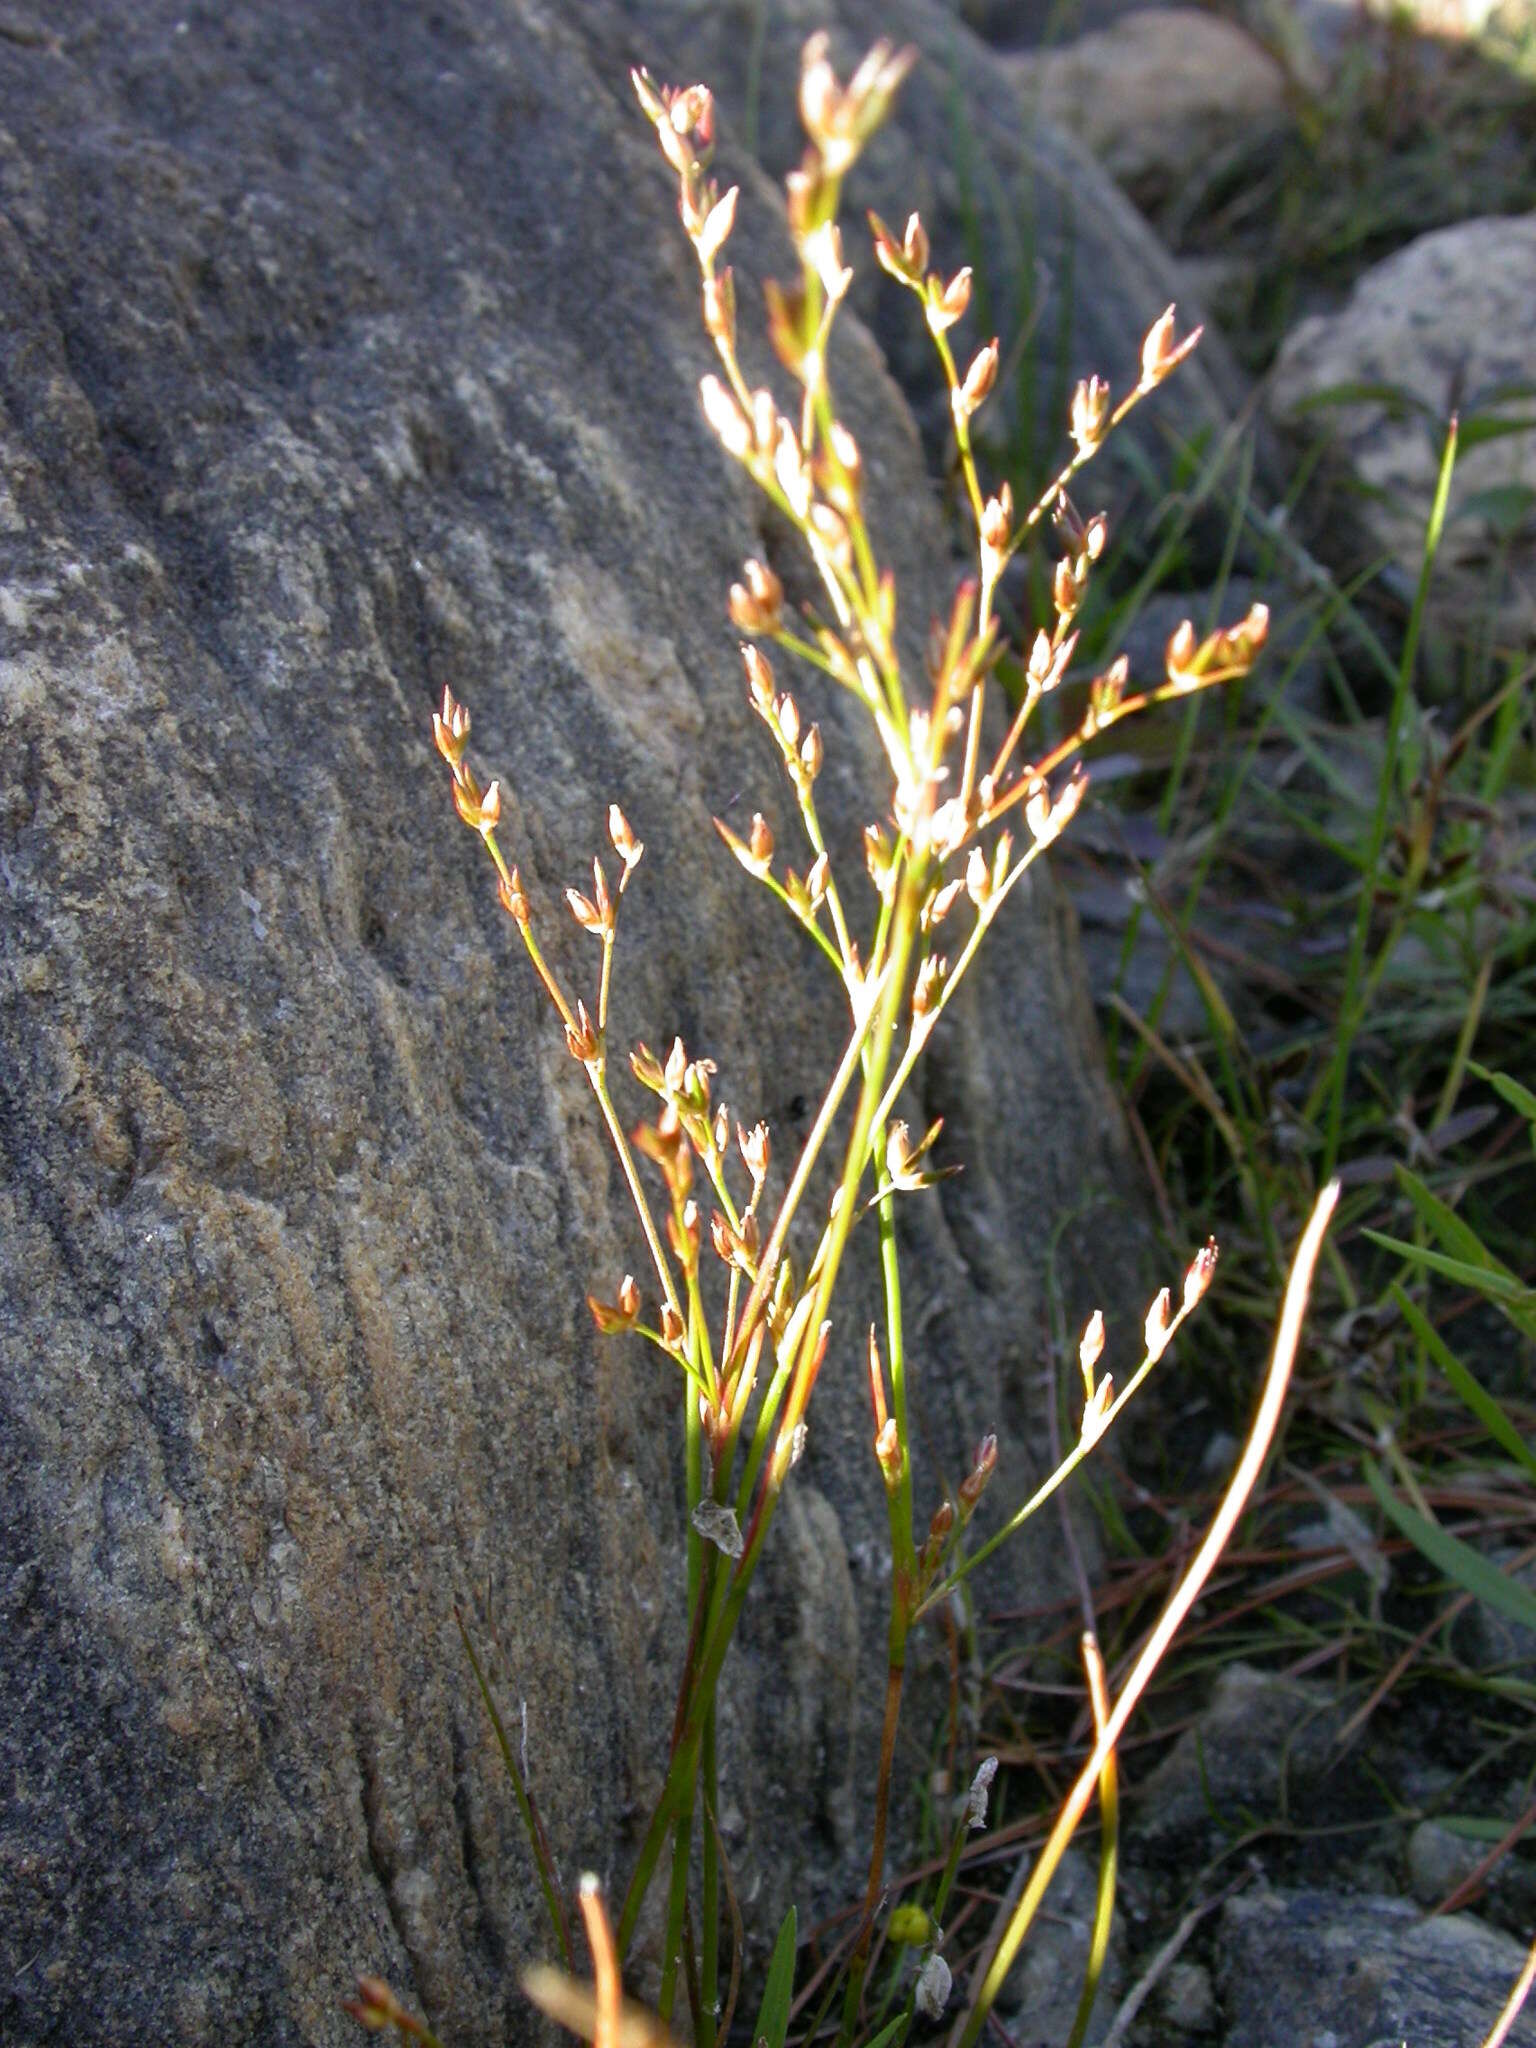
[
  {"left": 750, "top": 1907, "right": 797, "bottom": 2048},
  {"left": 1365, "top": 1231, "right": 1536, "bottom": 1339},
  {"left": 1391, "top": 1286, "right": 1536, "bottom": 1480},
  {"left": 1364, "top": 1461, "right": 1536, "bottom": 1633},
  {"left": 1392, "top": 1163, "right": 1497, "bottom": 1269},
  {"left": 1469, "top": 1061, "right": 1536, "bottom": 1128}
]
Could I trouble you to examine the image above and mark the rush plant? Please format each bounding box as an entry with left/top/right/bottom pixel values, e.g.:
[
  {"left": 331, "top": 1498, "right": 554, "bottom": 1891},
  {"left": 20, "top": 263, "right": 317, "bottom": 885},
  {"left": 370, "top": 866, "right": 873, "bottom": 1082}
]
[{"left": 359, "top": 32, "right": 1339, "bottom": 2048}]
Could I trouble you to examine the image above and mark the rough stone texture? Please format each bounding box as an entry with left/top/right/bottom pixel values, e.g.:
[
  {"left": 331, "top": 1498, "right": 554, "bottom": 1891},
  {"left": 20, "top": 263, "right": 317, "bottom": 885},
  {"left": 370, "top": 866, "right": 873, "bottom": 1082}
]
[
  {"left": 1215, "top": 1887, "right": 1536, "bottom": 2047},
  {"left": 1129, "top": 1662, "right": 1353, "bottom": 1848},
  {"left": 0, "top": 2, "right": 1197, "bottom": 2043},
  {"left": 988, "top": 1847, "right": 1125, "bottom": 2036},
  {"left": 1269, "top": 214, "right": 1536, "bottom": 650},
  {"left": 1000, "top": 10, "right": 1292, "bottom": 212}
]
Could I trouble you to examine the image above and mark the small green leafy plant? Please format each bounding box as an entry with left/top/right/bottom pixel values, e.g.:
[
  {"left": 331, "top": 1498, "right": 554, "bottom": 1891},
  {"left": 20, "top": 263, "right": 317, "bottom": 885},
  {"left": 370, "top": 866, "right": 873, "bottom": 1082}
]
[{"left": 350, "top": 33, "right": 1341, "bottom": 2048}]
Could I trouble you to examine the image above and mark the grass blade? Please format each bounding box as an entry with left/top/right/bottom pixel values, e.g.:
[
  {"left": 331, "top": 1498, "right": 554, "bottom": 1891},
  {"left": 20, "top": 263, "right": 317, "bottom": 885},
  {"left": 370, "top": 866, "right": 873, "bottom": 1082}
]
[
  {"left": 751, "top": 1907, "right": 797, "bottom": 2048},
  {"left": 1391, "top": 1286, "right": 1536, "bottom": 1480},
  {"left": 1363, "top": 1461, "right": 1536, "bottom": 1633}
]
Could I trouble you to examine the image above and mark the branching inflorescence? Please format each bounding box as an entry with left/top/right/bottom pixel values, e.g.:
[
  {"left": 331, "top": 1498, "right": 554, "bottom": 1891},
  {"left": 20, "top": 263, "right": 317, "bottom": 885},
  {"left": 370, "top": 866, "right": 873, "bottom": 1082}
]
[{"left": 420, "top": 33, "right": 1310, "bottom": 2048}]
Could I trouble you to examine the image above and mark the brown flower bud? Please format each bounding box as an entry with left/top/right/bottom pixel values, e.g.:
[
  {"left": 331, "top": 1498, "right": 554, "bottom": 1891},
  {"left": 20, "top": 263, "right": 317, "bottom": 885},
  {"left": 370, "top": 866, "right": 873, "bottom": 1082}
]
[
  {"left": 695, "top": 184, "right": 738, "bottom": 265},
  {"left": 980, "top": 485, "right": 1013, "bottom": 556},
  {"left": 958, "top": 1432, "right": 997, "bottom": 1512},
  {"left": 709, "top": 1208, "right": 734, "bottom": 1267},
  {"left": 738, "top": 1120, "right": 771, "bottom": 1183},
  {"left": 874, "top": 1416, "right": 901, "bottom": 1487},
  {"left": 661, "top": 1303, "right": 686, "bottom": 1350},
  {"left": 1166, "top": 618, "right": 1198, "bottom": 683},
  {"left": 728, "top": 557, "right": 783, "bottom": 635},
  {"left": 912, "top": 953, "right": 945, "bottom": 1016},
  {"left": 1182, "top": 1237, "right": 1219, "bottom": 1312},
  {"left": 798, "top": 724, "right": 823, "bottom": 783},
  {"left": 497, "top": 869, "right": 530, "bottom": 924},
  {"left": 669, "top": 1199, "right": 701, "bottom": 1265},
  {"left": 345, "top": 1976, "right": 407, "bottom": 2031},
  {"left": 566, "top": 887, "right": 603, "bottom": 933},
  {"left": 1079, "top": 1309, "right": 1106, "bottom": 1391},
  {"left": 1144, "top": 1286, "right": 1174, "bottom": 1363},
  {"left": 714, "top": 815, "right": 771, "bottom": 879},
  {"left": 1070, "top": 373, "right": 1111, "bottom": 455},
  {"left": 954, "top": 338, "right": 1000, "bottom": 422},
  {"left": 742, "top": 643, "right": 776, "bottom": 715},
  {"left": 1081, "top": 1373, "right": 1114, "bottom": 1448},
  {"left": 928, "top": 266, "right": 973, "bottom": 334},
  {"left": 631, "top": 1042, "right": 665, "bottom": 1091},
  {"left": 452, "top": 771, "right": 501, "bottom": 836},
  {"left": 749, "top": 813, "right": 774, "bottom": 868},
  {"left": 700, "top": 374, "right": 750, "bottom": 459},
  {"left": 806, "top": 850, "right": 830, "bottom": 905},
  {"left": 1141, "top": 304, "right": 1201, "bottom": 385},
  {"left": 1054, "top": 554, "right": 1086, "bottom": 621},
  {"left": 608, "top": 805, "right": 643, "bottom": 884},
  {"left": 965, "top": 845, "right": 990, "bottom": 908},
  {"left": 433, "top": 685, "right": 471, "bottom": 768},
  {"left": 564, "top": 1000, "right": 600, "bottom": 1063},
  {"left": 702, "top": 267, "right": 736, "bottom": 347},
  {"left": 587, "top": 1275, "right": 641, "bottom": 1334}
]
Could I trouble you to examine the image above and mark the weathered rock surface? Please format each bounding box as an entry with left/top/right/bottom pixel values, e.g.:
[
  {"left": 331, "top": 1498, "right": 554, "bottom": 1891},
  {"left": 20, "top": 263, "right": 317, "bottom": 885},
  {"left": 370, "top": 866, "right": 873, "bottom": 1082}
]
[
  {"left": 1215, "top": 1887, "right": 1536, "bottom": 2047},
  {"left": 1269, "top": 213, "right": 1536, "bottom": 650},
  {"left": 1129, "top": 1662, "right": 1353, "bottom": 1848},
  {"left": 0, "top": 2, "right": 1189, "bottom": 2042},
  {"left": 1001, "top": 9, "right": 1292, "bottom": 213}
]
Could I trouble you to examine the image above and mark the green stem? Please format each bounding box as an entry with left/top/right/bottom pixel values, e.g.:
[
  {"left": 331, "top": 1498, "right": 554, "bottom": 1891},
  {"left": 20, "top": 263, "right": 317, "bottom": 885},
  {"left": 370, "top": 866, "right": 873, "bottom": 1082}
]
[
  {"left": 1312, "top": 413, "right": 1458, "bottom": 1179},
  {"left": 700, "top": 1710, "right": 720, "bottom": 2048}
]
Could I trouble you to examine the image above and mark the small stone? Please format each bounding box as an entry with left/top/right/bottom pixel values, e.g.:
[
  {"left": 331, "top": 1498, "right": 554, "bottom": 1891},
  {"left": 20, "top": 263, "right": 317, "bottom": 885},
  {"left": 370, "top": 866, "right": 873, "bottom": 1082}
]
[
  {"left": 1159, "top": 1959, "right": 1215, "bottom": 2032},
  {"left": 1270, "top": 215, "right": 1536, "bottom": 658},
  {"left": 1002, "top": 10, "right": 1290, "bottom": 210},
  {"left": 1408, "top": 1821, "right": 1487, "bottom": 1908}
]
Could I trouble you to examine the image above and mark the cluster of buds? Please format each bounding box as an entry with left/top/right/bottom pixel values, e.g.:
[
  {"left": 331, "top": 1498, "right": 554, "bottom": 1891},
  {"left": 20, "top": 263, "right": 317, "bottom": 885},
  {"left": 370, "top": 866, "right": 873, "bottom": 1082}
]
[
  {"left": 343, "top": 1977, "right": 433, "bottom": 2040},
  {"left": 869, "top": 207, "right": 974, "bottom": 338},
  {"left": 710, "top": 1205, "right": 760, "bottom": 1275},
  {"left": 1024, "top": 767, "right": 1088, "bottom": 850},
  {"left": 1165, "top": 603, "right": 1271, "bottom": 691},
  {"left": 1051, "top": 503, "right": 1106, "bottom": 625},
  {"left": 435, "top": 686, "right": 501, "bottom": 839},
  {"left": 1069, "top": 373, "right": 1111, "bottom": 459},
  {"left": 884, "top": 1117, "right": 952, "bottom": 1194},
  {"left": 952, "top": 337, "right": 1000, "bottom": 430},
  {"left": 798, "top": 32, "right": 915, "bottom": 179},
  {"left": 1139, "top": 303, "right": 1203, "bottom": 391},
  {"left": 1024, "top": 625, "right": 1078, "bottom": 699},
  {"left": 740, "top": 644, "right": 826, "bottom": 803},
  {"left": 565, "top": 857, "right": 614, "bottom": 940},
  {"left": 587, "top": 1273, "right": 641, "bottom": 1336},
  {"left": 1083, "top": 655, "right": 1130, "bottom": 740},
  {"left": 714, "top": 808, "right": 775, "bottom": 880},
  {"left": 1078, "top": 1308, "right": 1113, "bottom": 1448},
  {"left": 728, "top": 557, "right": 784, "bottom": 636}
]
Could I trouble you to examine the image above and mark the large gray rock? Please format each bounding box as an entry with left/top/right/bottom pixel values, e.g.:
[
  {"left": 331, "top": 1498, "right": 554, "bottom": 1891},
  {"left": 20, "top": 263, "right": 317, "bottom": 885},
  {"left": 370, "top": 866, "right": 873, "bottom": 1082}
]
[
  {"left": 1215, "top": 1887, "right": 1536, "bottom": 2048},
  {"left": 0, "top": 3, "right": 1179, "bottom": 2041},
  {"left": 1001, "top": 10, "right": 1291, "bottom": 214},
  {"left": 1269, "top": 213, "right": 1536, "bottom": 652}
]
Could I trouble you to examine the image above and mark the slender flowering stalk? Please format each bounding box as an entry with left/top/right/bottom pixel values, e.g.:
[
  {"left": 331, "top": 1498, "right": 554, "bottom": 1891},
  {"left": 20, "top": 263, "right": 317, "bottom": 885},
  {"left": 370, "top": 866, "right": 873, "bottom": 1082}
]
[{"left": 409, "top": 32, "right": 1275, "bottom": 2048}]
